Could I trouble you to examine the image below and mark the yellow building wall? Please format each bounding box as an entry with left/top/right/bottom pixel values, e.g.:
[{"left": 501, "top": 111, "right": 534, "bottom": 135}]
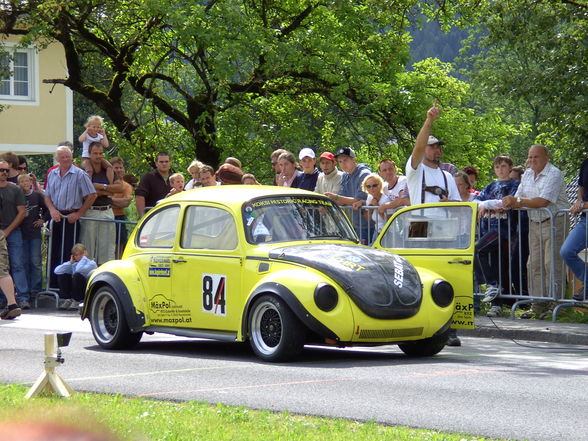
[{"left": 0, "top": 36, "right": 73, "bottom": 155}]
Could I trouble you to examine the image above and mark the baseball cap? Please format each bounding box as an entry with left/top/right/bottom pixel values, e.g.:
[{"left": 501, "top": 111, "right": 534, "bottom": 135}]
[
  {"left": 319, "top": 152, "right": 335, "bottom": 161},
  {"left": 427, "top": 135, "right": 445, "bottom": 146},
  {"left": 298, "top": 147, "right": 315, "bottom": 160},
  {"left": 335, "top": 147, "right": 356, "bottom": 158}
]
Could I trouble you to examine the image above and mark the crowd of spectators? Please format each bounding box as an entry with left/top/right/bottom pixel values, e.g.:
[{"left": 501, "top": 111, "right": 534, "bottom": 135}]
[{"left": 0, "top": 107, "right": 586, "bottom": 325}]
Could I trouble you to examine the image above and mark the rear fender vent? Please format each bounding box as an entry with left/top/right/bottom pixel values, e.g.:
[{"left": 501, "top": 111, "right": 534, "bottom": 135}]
[{"left": 358, "top": 327, "right": 423, "bottom": 339}]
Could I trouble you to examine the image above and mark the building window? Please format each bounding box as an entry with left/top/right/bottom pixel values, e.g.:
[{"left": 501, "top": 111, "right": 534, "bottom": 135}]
[{"left": 0, "top": 45, "right": 37, "bottom": 103}]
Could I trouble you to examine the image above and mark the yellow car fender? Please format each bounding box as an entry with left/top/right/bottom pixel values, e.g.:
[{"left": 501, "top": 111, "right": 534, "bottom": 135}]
[
  {"left": 82, "top": 260, "right": 147, "bottom": 333},
  {"left": 242, "top": 267, "right": 356, "bottom": 343}
]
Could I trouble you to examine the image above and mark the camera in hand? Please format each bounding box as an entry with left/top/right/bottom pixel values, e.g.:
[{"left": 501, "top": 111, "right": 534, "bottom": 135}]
[{"left": 424, "top": 185, "right": 448, "bottom": 198}]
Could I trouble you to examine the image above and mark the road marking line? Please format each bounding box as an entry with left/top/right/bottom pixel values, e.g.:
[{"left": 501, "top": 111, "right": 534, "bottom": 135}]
[
  {"left": 136, "top": 378, "right": 355, "bottom": 397},
  {"left": 412, "top": 368, "right": 498, "bottom": 377},
  {"left": 19, "top": 366, "right": 238, "bottom": 385}
]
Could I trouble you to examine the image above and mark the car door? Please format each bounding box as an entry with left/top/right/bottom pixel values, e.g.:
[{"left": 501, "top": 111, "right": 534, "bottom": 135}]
[
  {"left": 131, "top": 204, "right": 181, "bottom": 326},
  {"left": 171, "top": 204, "right": 242, "bottom": 332},
  {"left": 373, "top": 202, "right": 477, "bottom": 329}
]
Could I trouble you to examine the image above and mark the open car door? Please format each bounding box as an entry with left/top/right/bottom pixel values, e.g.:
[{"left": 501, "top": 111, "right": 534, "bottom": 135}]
[{"left": 373, "top": 202, "right": 477, "bottom": 330}]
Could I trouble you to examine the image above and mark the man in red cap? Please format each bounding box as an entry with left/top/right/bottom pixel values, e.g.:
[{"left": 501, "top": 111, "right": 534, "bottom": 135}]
[{"left": 314, "top": 152, "right": 342, "bottom": 194}]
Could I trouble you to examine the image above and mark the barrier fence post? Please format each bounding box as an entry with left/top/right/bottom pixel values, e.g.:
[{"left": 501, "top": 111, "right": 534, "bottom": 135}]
[{"left": 33, "top": 215, "right": 136, "bottom": 309}]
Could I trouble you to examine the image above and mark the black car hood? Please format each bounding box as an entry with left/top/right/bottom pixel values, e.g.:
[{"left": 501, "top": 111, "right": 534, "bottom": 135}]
[{"left": 269, "top": 244, "right": 422, "bottom": 319}]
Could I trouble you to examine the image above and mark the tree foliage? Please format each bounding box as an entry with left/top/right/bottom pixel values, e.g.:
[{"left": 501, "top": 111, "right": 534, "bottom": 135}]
[
  {"left": 2, "top": 0, "right": 514, "bottom": 179},
  {"left": 460, "top": 0, "right": 588, "bottom": 170}
]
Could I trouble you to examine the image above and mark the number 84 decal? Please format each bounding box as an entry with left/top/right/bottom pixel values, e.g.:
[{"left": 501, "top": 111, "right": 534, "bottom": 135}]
[{"left": 202, "top": 274, "right": 227, "bottom": 316}]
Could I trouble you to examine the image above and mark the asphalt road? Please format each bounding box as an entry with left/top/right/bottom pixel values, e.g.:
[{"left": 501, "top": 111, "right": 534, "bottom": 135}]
[{"left": 1, "top": 311, "right": 588, "bottom": 441}]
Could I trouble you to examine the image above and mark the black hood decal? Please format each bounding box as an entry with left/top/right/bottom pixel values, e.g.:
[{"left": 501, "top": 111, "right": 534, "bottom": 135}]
[{"left": 269, "top": 244, "right": 422, "bottom": 319}]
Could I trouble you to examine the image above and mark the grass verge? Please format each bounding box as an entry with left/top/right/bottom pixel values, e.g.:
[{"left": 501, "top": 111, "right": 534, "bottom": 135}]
[{"left": 0, "top": 383, "right": 505, "bottom": 441}]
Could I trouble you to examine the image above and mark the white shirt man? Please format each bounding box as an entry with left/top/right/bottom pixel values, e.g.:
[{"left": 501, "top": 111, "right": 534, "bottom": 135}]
[
  {"left": 405, "top": 106, "right": 460, "bottom": 208},
  {"left": 314, "top": 152, "right": 342, "bottom": 194},
  {"left": 502, "top": 145, "right": 567, "bottom": 312},
  {"left": 404, "top": 104, "right": 461, "bottom": 347}
]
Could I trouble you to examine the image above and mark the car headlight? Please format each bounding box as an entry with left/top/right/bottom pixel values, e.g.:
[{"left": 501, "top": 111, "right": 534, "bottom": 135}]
[
  {"left": 431, "top": 280, "right": 454, "bottom": 308},
  {"left": 314, "top": 283, "right": 338, "bottom": 312}
]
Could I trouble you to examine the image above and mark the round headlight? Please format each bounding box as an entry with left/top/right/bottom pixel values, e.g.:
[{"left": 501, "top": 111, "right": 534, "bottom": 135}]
[
  {"left": 314, "top": 283, "right": 338, "bottom": 312},
  {"left": 431, "top": 280, "right": 454, "bottom": 308}
]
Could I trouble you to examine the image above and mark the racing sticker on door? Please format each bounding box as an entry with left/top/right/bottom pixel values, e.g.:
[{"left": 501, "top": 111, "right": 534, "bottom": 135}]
[
  {"left": 148, "top": 294, "right": 192, "bottom": 325},
  {"left": 202, "top": 273, "right": 227, "bottom": 316},
  {"left": 148, "top": 256, "right": 171, "bottom": 277}
]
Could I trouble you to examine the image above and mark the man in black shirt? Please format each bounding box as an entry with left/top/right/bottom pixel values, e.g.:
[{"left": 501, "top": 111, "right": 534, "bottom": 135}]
[{"left": 135, "top": 152, "right": 172, "bottom": 216}]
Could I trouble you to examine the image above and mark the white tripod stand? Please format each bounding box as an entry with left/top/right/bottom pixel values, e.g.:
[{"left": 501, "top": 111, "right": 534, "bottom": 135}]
[{"left": 25, "top": 332, "right": 74, "bottom": 398}]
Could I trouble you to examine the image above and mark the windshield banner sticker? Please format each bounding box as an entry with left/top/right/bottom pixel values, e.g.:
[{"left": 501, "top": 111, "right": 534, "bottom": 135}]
[{"left": 251, "top": 198, "right": 332, "bottom": 208}]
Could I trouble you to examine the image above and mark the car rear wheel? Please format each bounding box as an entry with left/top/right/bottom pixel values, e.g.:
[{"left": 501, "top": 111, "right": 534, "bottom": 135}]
[
  {"left": 398, "top": 329, "right": 449, "bottom": 357},
  {"left": 248, "top": 295, "right": 305, "bottom": 362},
  {"left": 90, "top": 286, "right": 142, "bottom": 349}
]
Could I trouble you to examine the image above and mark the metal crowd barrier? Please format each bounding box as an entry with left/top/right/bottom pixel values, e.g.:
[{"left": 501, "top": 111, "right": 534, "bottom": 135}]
[
  {"left": 340, "top": 204, "right": 587, "bottom": 322},
  {"left": 30, "top": 204, "right": 587, "bottom": 322},
  {"left": 34, "top": 215, "right": 137, "bottom": 308},
  {"left": 473, "top": 207, "right": 588, "bottom": 321}
]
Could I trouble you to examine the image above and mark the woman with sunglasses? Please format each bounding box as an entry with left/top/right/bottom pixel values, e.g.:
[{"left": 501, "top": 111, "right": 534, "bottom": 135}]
[{"left": 360, "top": 173, "right": 391, "bottom": 244}]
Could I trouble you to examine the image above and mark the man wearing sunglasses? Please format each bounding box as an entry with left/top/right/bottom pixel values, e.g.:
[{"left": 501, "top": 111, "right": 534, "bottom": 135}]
[
  {"left": 0, "top": 152, "right": 20, "bottom": 184},
  {"left": 0, "top": 159, "right": 27, "bottom": 314}
]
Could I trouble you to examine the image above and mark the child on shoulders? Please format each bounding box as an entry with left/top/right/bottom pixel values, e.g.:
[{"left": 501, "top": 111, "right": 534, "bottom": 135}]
[{"left": 78, "top": 115, "right": 113, "bottom": 181}]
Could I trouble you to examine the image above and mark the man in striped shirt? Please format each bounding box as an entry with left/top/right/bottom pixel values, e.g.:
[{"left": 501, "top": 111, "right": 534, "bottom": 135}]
[{"left": 44, "top": 146, "right": 96, "bottom": 288}]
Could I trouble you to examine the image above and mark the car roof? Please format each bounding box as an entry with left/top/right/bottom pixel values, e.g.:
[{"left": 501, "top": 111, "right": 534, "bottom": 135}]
[{"left": 163, "top": 185, "right": 323, "bottom": 205}]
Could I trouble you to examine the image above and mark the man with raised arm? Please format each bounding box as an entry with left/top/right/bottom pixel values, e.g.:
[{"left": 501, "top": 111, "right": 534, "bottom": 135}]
[
  {"left": 405, "top": 104, "right": 461, "bottom": 346},
  {"left": 405, "top": 104, "right": 460, "bottom": 206}
]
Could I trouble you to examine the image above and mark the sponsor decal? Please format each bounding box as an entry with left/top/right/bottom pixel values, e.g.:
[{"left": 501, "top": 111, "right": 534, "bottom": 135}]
[
  {"left": 331, "top": 256, "right": 366, "bottom": 272},
  {"left": 452, "top": 296, "right": 475, "bottom": 329},
  {"left": 148, "top": 294, "right": 192, "bottom": 324},
  {"left": 392, "top": 254, "right": 404, "bottom": 288},
  {"left": 148, "top": 256, "right": 171, "bottom": 277}
]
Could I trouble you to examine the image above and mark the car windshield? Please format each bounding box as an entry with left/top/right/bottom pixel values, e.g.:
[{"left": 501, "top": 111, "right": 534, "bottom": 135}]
[{"left": 243, "top": 196, "right": 358, "bottom": 244}]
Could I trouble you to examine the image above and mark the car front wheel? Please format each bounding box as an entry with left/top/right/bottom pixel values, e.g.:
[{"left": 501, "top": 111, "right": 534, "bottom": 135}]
[
  {"left": 248, "top": 295, "right": 305, "bottom": 362},
  {"left": 90, "top": 286, "right": 142, "bottom": 349},
  {"left": 398, "top": 329, "right": 449, "bottom": 357}
]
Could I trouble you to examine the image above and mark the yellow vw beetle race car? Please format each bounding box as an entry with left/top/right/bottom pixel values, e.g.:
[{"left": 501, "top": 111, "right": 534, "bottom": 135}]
[{"left": 82, "top": 187, "right": 475, "bottom": 362}]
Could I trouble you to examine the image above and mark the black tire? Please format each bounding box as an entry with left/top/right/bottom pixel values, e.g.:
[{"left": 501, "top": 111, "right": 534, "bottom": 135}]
[
  {"left": 90, "top": 286, "right": 142, "bottom": 349},
  {"left": 398, "top": 330, "right": 449, "bottom": 357},
  {"left": 248, "top": 295, "right": 305, "bottom": 362}
]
